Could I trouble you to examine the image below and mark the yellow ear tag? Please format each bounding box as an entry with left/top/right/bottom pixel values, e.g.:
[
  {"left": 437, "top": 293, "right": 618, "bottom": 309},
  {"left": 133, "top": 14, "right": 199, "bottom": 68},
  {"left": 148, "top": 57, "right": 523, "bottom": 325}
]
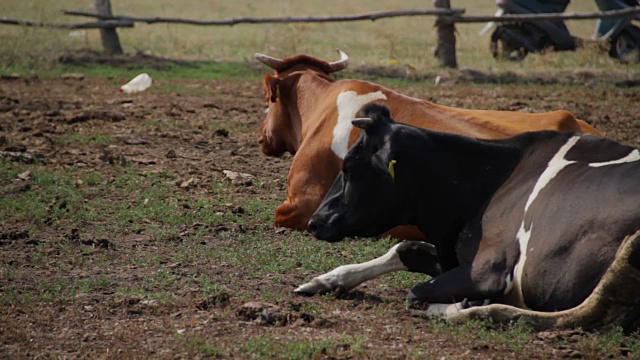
[{"left": 388, "top": 159, "right": 397, "bottom": 182}]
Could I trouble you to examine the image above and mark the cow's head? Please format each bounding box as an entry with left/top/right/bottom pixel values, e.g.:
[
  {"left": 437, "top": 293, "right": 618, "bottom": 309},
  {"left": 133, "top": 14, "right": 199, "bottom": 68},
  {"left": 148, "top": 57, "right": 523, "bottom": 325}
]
[
  {"left": 255, "top": 49, "right": 349, "bottom": 157},
  {"left": 308, "top": 103, "right": 411, "bottom": 242}
]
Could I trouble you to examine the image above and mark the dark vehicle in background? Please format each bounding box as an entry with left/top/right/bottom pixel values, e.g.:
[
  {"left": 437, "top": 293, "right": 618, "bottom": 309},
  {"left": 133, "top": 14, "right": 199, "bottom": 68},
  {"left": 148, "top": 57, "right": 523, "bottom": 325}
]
[
  {"left": 487, "top": 0, "right": 640, "bottom": 62},
  {"left": 594, "top": 0, "right": 640, "bottom": 62}
]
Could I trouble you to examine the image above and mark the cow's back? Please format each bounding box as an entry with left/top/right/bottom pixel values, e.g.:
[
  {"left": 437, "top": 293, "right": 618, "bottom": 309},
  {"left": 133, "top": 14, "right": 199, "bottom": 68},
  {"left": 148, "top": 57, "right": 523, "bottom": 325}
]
[{"left": 337, "top": 82, "right": 600, "bottom": 150}]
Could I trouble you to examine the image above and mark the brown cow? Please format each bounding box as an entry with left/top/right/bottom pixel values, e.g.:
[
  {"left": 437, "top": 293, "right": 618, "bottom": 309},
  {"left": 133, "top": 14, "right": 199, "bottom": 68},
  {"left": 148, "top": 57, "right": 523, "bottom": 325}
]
[{"left": 255, "top": 49, "right": 601, "bottom": 238}]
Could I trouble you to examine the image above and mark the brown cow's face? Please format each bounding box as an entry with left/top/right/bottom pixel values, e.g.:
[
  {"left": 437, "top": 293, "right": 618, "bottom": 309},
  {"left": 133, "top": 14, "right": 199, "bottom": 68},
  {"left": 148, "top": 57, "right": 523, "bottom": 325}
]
[
  {"left": 256, "top": 50, "right": 349, "bottom": 157},
  {"left": 258, "top": 74, "right": 294, "bottom": 157},
  {"left": 258, "top": 103, "right": 286, "bottom": 157}
]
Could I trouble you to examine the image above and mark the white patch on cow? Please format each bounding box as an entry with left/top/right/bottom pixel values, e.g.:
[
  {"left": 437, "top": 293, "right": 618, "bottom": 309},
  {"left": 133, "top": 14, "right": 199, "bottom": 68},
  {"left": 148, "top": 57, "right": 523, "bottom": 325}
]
[
  {"left": 513, "top": 135, "right": 581, "bottom": 306},
  {"left": 513, "top": 222, "right": 533, "bottom": 307},
  {"left": 503, "top": 273, "right": 513, "bottom": 295},
  {"left": 294, "top": 243, "right": 407, "bottom": 294},
  {"left": 588, "top": 149, "right": 640, "bottom": 167},
  {"left": 332, "top": 90, "right": 387, "bottom": 159},
  {"left": 425, "top": 302, "right": 465, "bottom": 316},
  {"left": 524, "top": 136, "right": 580, "bottom": 213}
]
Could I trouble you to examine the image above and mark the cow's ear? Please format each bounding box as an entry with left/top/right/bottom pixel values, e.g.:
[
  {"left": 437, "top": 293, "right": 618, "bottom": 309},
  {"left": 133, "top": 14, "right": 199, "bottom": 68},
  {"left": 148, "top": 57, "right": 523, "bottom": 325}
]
[
  {"left": 387, "top": 159, "right": 397, "bottom": 182},
  {"left": 265, "top": 74, "right": 280, "bottom": 103},
  {"left": 370, "top": 148, "right": 397, "bottom": 183}
]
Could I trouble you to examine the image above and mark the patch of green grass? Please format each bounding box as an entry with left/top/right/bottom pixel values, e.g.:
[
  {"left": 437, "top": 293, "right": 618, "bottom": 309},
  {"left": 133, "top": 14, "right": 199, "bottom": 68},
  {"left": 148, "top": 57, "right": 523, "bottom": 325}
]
[
  {"left": 240, "top": 196, "right": 282, "bottom": 223},
  {"left": 476, "top": 319, "right": 534, "bottom": 351},
  {"left": 0, "top": 165, "right": 81, "bottom": 224},
  {"left": 427, "top": 318, "right": 534, "bottom": 352},
  {"left": 299, "top": 302, "right": 322, "bottom": 317},
  {"left": 70, "top": 169, "right": 238, "bottom": 236},
  {"left": 0, "top": 286, "right": 19, "bottom": 306},
  {"left": 108, "top": 169, "right": 137, "bottom": 190},
  {"left": 135, "top": 268, "right": 185, "bottom": 304},
  {"left": 75, "top": 278, "right": 114, "bottom": 293},
  {"left": 151, "top": 268, "right": 180, "bottom": 287},
  {"left": 181, "top": 336, "right": 222, "bottom": 358},
  {"left": 60, "top": 133, "right": 112, "bottom": 145},
  {"left": 117, "top": 286, "right": 147, "bottom": 296},
  {"left": 0, "top": 160, "right": 21, "bottom": 180},
  {"left": 1, "top": 158, "right": 241, "bottom": 244},
  {"left": 4, "top": 61, "right": 263, "bottom": 83},
  {"left": 571, "top": 327, "right": 640, "bottom": 358},
  {"left": 82, "top": 171, "right": 103, "bottom": 187},
  {"left": 195, "top": 275, "right": 229, "bottom": 297},
  {"left": 239, "top": 334, "right": 366, "bottom": 360},
  {"left": 386, "top": 271, "right": 428, "bottom": 289},
  {"left": 2, "top": 275, "right": 115, "bottom": 307}
]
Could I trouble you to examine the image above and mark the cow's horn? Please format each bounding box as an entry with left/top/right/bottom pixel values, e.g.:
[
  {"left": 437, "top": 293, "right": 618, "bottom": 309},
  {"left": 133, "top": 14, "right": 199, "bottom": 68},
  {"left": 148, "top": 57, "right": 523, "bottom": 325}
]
[
  {"left": 255, "top": 53, "right": 286, "bottom": 72},
  {"left": 352, "top": 117, "right": 374, "bottom": 130},
  {"left": 328, "top": 49, "right": 349, "bottom": 73}
]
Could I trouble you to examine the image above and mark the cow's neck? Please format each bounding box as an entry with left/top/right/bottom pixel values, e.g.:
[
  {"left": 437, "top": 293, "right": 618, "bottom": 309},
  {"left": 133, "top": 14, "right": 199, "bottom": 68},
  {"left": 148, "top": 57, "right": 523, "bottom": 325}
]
[
  {"left": 284, "top": 71, "right": 334, "bottom": 152},
  {"left": 402, "top": 130, "right": 527, "bottom": 247}
]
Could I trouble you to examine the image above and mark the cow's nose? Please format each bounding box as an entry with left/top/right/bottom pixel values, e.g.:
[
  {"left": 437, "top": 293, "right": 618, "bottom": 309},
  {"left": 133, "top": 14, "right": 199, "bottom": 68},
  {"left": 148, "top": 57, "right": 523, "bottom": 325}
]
[{"left": 307, "top": 219, "right": 318, "bottom": 234}]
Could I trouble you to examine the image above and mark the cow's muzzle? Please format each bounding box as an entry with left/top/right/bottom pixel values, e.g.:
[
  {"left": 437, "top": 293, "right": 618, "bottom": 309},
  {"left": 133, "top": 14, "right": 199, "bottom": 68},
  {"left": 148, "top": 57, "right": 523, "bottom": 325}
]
[{"left": 308, "top": 217, "right": 344, "bottom": 243}]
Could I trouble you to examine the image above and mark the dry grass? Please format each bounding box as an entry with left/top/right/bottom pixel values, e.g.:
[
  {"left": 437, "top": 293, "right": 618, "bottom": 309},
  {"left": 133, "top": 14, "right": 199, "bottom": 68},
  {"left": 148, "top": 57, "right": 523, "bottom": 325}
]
[{"left": 1, "top": 0, "right": 638, "bottom": 73}]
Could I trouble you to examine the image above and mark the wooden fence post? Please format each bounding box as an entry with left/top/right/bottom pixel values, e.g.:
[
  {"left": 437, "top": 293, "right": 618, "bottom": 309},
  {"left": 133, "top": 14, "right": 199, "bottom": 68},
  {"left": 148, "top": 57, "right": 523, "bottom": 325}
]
[
  {"left": 433, "top": 0, "right": 457, "bottom": 68},
  {"left": 95, "top": 0, "right": 123, "bottom": 55}
]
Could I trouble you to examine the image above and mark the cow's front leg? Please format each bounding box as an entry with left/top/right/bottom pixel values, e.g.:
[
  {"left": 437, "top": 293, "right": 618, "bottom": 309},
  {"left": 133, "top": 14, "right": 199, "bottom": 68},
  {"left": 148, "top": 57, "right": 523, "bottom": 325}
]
[
  {"left": 276, "top": 153, "right": 340, "bottom": 230},
  {"left": 407, "top": 265, "right": 508, "bottom": 308},
  {"left": 274, "top": 199, "right": 308, "bottom": 230},
  {"left": 413, "top": 298, "right": 492, "bottom": 317},
  {"left": 295, "top": 241, "right": 440, "bottom": 295}
]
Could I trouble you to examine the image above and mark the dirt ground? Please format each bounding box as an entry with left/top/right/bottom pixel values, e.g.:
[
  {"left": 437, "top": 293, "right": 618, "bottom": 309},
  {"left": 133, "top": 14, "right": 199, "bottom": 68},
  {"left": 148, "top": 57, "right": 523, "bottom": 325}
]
[{"left": 1, "top": 71, "right": 640, "bottom": 359}]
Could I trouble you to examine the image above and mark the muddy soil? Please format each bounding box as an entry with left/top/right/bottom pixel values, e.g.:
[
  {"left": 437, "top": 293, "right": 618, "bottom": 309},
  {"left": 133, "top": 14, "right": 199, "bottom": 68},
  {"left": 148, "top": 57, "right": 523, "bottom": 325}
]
[{"left": 1, "top": 72, "right": 639, "bottom": 359}]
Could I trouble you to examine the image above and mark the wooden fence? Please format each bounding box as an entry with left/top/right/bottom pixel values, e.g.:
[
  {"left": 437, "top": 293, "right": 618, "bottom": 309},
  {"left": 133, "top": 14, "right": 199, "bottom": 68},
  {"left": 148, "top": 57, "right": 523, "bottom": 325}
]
[{"left": 2, "top": 0, "right": 640, "bottom": 67}]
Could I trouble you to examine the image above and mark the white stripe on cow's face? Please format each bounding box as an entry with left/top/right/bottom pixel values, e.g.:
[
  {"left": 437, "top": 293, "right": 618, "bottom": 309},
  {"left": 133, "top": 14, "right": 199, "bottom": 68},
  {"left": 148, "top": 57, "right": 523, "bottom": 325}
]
[
  {"left": 513, "top": 135, "right": 581, "bottom": 307},
  {"left": 589, "top": 149, "right": 640, "bottom": 167},
  {"left": 333, "top": 90, "right": 387, "bottom": 159}
]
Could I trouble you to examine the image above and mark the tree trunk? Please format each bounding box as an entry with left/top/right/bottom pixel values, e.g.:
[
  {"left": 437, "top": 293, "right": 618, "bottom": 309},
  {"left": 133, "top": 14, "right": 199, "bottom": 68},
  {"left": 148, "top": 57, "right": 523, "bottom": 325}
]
[
  {"left": 95, "top": 0, "right": 123, "bottom": 55},
  {"left": 433, "top": 0, "right": 457, "bottom": 68}
]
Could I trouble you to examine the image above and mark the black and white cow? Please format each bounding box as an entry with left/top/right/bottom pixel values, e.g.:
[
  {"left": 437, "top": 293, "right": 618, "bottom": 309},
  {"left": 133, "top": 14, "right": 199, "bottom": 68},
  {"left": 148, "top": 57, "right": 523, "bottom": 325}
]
[{"left": 297, "top": 103, "right": 640, "bottom": 331}]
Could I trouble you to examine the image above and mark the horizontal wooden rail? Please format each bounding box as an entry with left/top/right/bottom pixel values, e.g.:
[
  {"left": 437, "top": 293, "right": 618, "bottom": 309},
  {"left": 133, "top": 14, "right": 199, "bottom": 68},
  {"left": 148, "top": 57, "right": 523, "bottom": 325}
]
[
  {"left": 62, "top": 8, "right": 466, "bottom": 25},
  {"left": 61, "top": 6, "right": 640, "bottom": 27},
  {"left": 0, "top": 17, "right": 133, "bottom": 29},
  {"left": 2, "top": 7, "right": 637, "bottom": 30},
  {"left": 445, "top": 6, "right": 640, "bottom": 24}
]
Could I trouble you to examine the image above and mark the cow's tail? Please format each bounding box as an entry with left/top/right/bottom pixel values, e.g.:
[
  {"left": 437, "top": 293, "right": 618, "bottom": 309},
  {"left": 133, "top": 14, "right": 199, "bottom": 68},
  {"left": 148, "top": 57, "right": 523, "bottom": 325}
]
[{"left": 447, "top": 230, "right": 640, "bottom": 332}]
